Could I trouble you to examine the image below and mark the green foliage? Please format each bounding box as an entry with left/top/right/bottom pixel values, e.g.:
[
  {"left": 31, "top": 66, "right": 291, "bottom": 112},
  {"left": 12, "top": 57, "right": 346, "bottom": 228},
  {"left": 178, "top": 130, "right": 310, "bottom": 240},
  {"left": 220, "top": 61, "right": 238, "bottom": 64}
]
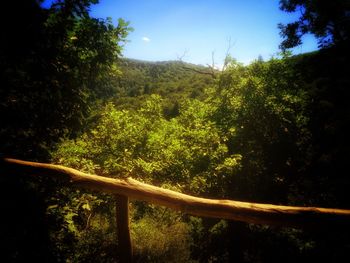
[
  {"left": 0, "top": 0, "right": 131, "bottom": 159},
  {"left": 53, "top": 94, "right": 241, "bottom": 195},
  {"left": 132, "top": 212, "right": 193, "bottom": 263},
  {"left": 2, "top": 2, "right": 349, "bottom": 260},
  {"left": 208, "top": 56, "right": 309, "bottom": 203},
  {"left": 0, "top": 1, "right": 131, "bottom": 261},
  {"left": 51, "top": 92, "right": 242, "bottom": 261},
  {"left": 112, "top": 59, "right": 214, "bottom": 115},
  {"left": 279, "top": 0, "right": 350, "bottom": 49},
  {"left": 49, "top": 46, "right": 350, "bottom": 261},
  {"left": 46, "top": 187, "right": 117, "bottom": 262}
]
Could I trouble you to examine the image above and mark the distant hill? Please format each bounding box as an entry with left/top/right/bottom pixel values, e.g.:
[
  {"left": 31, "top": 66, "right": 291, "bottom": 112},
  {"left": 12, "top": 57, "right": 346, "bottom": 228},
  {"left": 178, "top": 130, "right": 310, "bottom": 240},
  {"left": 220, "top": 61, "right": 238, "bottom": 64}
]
[{"left": 111, "top": 58, "right": 215, "bottom": 112}]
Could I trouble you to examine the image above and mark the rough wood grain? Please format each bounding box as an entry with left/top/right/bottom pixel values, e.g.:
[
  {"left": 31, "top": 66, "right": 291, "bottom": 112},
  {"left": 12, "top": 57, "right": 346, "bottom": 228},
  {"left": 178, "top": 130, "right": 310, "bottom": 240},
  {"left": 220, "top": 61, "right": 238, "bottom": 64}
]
[
  {"left": 115, "top": 194, "right": 133, "bottom": 263},
  {"left": 2, "top": 158, "right": 350, "bottom": 229}
]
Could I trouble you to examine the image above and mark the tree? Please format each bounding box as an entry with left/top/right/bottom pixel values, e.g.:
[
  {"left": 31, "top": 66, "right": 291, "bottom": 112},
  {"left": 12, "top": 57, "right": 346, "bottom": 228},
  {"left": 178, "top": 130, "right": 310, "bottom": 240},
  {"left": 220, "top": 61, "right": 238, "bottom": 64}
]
[
  {"left": 279, "top": 0, "right": 350, "bottom": 50},
  {"left": 0, "top": 1, "right": 130, "bottom": 261},
  {"left": 50, "top": 95, "right": 241, "bottom": 261},
  {"left": 0, "top": 0, "right": 131, "bottom": 159}
]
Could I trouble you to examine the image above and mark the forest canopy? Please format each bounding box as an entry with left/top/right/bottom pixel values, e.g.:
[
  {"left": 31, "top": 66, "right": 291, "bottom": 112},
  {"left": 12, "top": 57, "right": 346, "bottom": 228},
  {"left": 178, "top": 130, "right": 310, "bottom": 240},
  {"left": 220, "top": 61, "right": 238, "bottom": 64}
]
[{"left": 1, "top": 0, "right": 349, "bottom": 262}]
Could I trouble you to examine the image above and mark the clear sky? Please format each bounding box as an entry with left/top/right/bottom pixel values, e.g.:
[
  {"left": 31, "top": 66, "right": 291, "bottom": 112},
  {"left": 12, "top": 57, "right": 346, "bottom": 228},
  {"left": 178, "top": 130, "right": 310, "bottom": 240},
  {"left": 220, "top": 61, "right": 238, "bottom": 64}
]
[{"left": 45, "top": 0, "right": 319, "bottom": 66}]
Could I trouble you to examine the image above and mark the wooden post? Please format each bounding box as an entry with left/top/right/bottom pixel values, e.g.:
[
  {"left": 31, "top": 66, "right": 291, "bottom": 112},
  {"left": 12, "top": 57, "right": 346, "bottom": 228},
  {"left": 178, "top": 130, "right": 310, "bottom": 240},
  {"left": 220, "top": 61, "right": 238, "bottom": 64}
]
[{"left": 115, "top": 194, "right": 133, "bottom": 263}]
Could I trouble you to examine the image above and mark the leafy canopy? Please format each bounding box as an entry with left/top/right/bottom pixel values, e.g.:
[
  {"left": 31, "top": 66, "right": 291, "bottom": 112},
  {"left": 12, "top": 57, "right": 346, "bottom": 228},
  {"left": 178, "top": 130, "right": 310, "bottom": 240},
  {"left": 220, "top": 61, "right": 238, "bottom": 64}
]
[
  {"left": 0, "top": 0, "right": 131, "bottom": 159},
  {"left": 279, "top": 0, "right": 350, "bottom": 49}
]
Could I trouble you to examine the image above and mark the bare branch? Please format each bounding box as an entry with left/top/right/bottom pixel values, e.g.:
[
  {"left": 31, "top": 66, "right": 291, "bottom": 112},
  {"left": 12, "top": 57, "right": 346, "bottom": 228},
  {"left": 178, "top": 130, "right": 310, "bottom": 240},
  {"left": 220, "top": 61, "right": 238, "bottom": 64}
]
[
  {"left": 176, "top": 49, "right": 217, "bottom": 78},
  {"left": 222, "top": 37, "right": 236, "bottom": 71},
  {"left": 181, "top": 64, "right": 217, "bottom": 78},
  {"left": 176, "top": 49, "right": 189, "bottom": 62}
]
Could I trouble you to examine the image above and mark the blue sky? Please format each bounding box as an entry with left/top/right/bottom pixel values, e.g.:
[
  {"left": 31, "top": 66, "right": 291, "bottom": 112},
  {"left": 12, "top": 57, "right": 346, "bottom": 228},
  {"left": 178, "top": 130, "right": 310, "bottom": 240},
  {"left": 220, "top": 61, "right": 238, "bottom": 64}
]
[{"left": 44, "top": 0, "right": 319, "bottom": 66}]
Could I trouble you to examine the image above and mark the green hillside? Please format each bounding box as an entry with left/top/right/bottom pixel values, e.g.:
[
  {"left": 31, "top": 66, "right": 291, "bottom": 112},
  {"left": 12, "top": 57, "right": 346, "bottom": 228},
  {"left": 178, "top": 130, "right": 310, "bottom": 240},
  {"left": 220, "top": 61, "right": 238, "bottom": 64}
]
[{"left": 112, "top": 59, "right": 215, "bottom": 113}]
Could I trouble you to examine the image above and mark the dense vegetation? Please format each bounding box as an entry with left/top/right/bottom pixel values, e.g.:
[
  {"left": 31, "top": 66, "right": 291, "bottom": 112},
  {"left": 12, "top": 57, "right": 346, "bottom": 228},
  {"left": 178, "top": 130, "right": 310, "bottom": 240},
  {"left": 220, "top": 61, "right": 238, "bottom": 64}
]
[{"left": 1, "top": 0, "right": 349, "bottom": 262}]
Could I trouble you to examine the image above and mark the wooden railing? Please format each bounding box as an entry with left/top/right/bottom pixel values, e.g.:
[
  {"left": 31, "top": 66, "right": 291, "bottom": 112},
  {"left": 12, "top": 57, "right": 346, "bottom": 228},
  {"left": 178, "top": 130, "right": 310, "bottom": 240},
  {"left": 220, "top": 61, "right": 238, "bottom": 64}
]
[{"left": 2, "top": 158, "right": 350, "bottom": 262}]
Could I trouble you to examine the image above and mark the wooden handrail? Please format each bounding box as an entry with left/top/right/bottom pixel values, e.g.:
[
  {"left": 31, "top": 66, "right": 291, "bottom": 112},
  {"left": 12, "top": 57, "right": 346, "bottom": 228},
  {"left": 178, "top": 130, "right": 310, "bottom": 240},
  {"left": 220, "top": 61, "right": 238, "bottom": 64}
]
[{"left": 2, "top": 158, "right": 350, "bottom": 229}]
